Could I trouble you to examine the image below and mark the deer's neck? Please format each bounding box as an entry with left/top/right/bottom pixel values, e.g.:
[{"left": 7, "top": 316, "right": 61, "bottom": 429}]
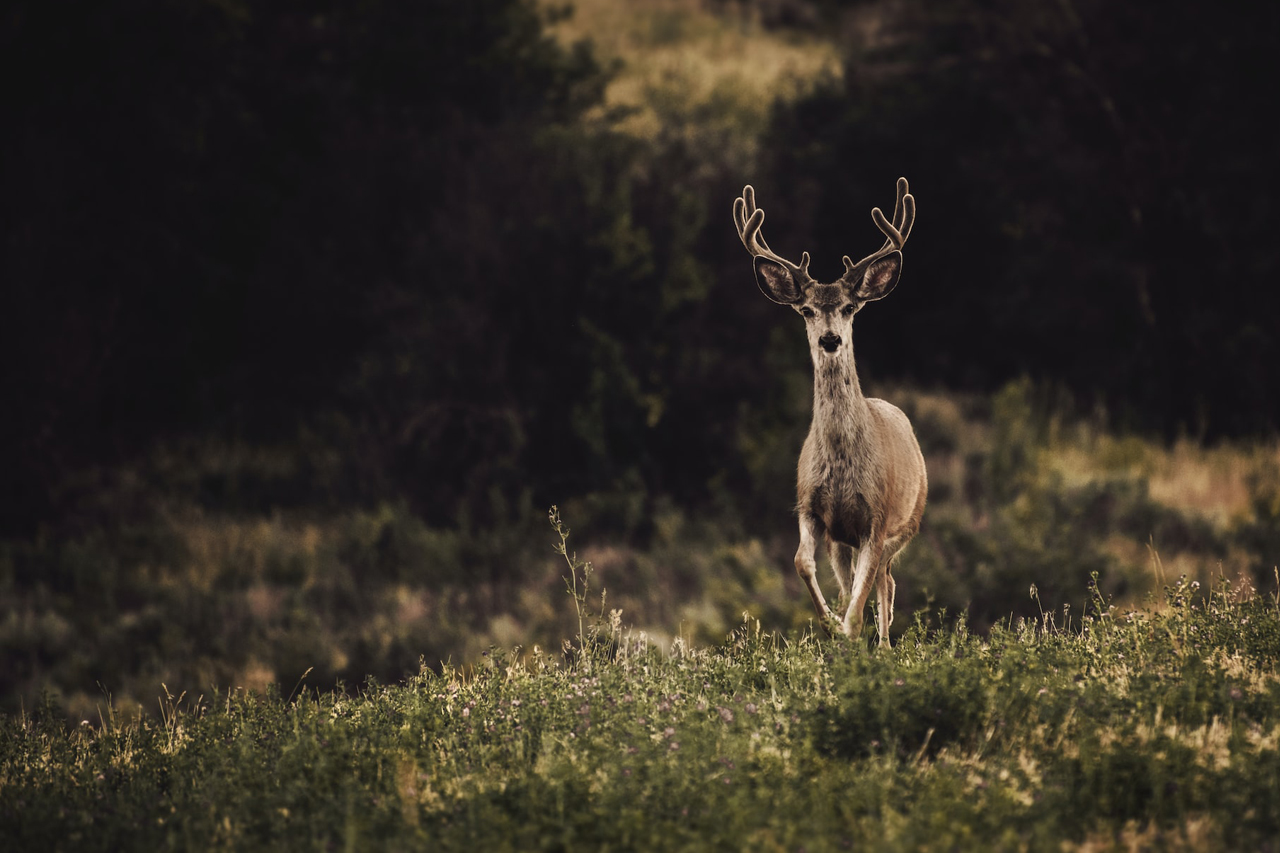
[{"left": 811, "top": 348, "right": 870, "bottom": 443}]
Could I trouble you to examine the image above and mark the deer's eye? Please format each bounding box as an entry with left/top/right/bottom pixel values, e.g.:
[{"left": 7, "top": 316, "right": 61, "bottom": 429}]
[
  {"left": 800, "top": 307, "right": 815, "bottom": 319},
  {"left": 841, "top": 304, "right": 856, "bottom": 316}
]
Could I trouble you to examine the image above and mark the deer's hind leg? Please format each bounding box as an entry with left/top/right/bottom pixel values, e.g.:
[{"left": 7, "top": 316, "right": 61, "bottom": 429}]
[
  {"left": 874, "top": 563, "right": 895, "bottom": 647},
  {"left": 844, "top": 536, "right": 885, "bottom": 641},
  {"left": 875, "top": 536, "right": 912, "bottom": 646},
  {"left": 827, "top": 539, "right": 854, "bottom": 612}
]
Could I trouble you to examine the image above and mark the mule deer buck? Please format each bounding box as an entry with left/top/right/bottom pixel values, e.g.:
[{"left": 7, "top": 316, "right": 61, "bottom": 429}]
[{"left": 733, "top": 178, "right": 927, "bottom": 645}]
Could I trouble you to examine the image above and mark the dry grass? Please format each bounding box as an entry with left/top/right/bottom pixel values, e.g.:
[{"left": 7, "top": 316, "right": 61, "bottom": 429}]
[
  {"left": 889, "top": 380, "right": 1280, "bottom": 532},
  {"left": 887, "top": 383, "right": 1278, "bottom": 608},
  {"left": 1146, "top": 442, "right": 1277, "bottom": 526},
  {"left": 1039, "top": 429, "right": 1280, "bottom": 599},
  {"left": 169, "top": 511, "right": 325, "bottom": 593},
  {"left": 1045, "top": 432, "right": 1280, "bottom": 528}
]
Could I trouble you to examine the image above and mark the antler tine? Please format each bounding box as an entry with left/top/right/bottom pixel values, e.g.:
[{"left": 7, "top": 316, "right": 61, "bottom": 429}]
[
  {"left": 734, "top": 186, "right": 810, "bottom": 277},
  {"left": 894, "top": 178, "right": 916, "bottom": 243},
  {"left": 842, "top": 177, "right": 915, "bottom": 275}
]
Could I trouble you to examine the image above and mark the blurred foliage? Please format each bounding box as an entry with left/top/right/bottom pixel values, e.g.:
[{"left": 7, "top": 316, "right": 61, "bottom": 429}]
[
  {"left": 6, "top": 0, "right": 1279, "bottom": 534},
  {"left": 4, "top": 380, "right": 1277, "bottom": 719},
  {"left": 757, "top": 0, "right": 1280, "bottom": 437},
  {"left": 0, "top": 0, "right": 801, "bottom": 541},
  {"left": 894, "top": 381, "right": 1241, "bottom": 632}
]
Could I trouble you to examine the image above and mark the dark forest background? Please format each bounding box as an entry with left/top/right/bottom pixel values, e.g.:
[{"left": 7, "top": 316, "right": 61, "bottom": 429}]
[{"left": 3, "top": 0, "right": 1280, "bottom": 716}]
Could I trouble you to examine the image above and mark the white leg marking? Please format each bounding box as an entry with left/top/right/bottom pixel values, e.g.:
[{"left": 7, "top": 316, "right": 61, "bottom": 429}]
[
  {"left": 875, "top": 564, "right": 893, "bottom": 647},
  {"left": 844, "top": 539, "right": 883, "bottom": 640},
  {"left": 827, "top": 541, "right": 853, "bottom": 611}
]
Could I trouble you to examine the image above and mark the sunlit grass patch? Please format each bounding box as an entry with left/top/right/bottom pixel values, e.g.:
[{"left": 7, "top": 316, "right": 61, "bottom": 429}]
[
  {"left": 4, "top": 582, "right": 1279, "bottom": 850},
  {"left": 542, "top": 0, "right": 841, "bottom": 170},
  {"left": 1044, "top": 434, "right": 1280, "bottom": 530}
]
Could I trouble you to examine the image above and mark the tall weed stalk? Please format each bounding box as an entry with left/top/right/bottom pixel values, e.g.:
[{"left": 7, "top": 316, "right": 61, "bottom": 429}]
[{"left": 549, "top": 506, "right": 609, "bottom": 670}]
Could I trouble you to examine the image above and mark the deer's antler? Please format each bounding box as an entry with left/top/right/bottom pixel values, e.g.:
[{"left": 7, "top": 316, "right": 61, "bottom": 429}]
[
  {"left": 840, "top": 177, "right": 915, "bottom": 278},
  {"left": 733, "top": 186, "right": 812, "bottom": 280}
]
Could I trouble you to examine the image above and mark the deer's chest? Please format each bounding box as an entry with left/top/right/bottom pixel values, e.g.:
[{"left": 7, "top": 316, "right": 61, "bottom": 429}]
[
  {"left": 799, "top": 424, "right": 879, "bottom": 546},
  {"left": 807, "top": 470, "right": 874, "bottom": 548}
]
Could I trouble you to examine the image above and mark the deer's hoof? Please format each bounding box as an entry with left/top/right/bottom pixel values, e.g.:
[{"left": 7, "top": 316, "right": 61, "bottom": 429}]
[{"left": 818, "top": 612, "right": 842, "bottom": 637}]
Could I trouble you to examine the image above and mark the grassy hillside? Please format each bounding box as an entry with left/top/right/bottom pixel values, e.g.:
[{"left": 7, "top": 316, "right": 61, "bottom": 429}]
[
  {"left": 4, "top": 576, "right": 1279, "bottom": 851},
  {"left": 4, "top": 380, "right": 1279, "bottom": 724}
]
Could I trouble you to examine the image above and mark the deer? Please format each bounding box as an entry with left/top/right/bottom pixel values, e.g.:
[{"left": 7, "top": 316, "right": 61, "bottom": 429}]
[{"left": 733, "top": 177, "right": 927, "bottom": 646}]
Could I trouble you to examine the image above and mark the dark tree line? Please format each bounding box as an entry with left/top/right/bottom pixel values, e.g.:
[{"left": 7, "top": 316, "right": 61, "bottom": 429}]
[
  {"left": 2, "top": 0, "right": 627, "bottom": 533},
  {"left": 758, "top": 0, "right": 1280, "bottom": 435},
  {"left": 3, "top": 0, "right": 1279, "bottom": 541}
]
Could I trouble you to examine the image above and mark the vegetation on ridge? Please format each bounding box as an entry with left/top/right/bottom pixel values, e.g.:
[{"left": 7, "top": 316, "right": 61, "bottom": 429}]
[{"left": 4, "top": 563, "right": 1279, "bottom": 850}]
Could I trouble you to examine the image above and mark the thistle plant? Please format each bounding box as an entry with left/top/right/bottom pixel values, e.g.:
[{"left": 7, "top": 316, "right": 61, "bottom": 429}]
[{"left": 549, "top": 505, "right": 603, "bottom": 669}]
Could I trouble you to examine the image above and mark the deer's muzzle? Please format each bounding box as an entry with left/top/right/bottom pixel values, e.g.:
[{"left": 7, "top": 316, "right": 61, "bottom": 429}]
[{"left": 819, "top": 333, "right": 841, "bottom": 353}]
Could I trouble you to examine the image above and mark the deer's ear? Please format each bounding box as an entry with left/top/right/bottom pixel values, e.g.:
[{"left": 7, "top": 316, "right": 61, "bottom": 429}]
[
  {"left": 755, "top": 257, "right": 804, "bottom": 304},
  {"left": 855, "top": 251, "right": 902, "bottom": 301}
]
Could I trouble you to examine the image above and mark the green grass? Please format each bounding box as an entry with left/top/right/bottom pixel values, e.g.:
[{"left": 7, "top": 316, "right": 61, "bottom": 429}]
[{"left": 4, "top": 576, "right": 1279, "bottom": 851}]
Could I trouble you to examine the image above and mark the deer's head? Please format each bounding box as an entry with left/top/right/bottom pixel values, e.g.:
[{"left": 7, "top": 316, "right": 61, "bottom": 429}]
[{"left": 733, "top": 178, "right": 915, "bottom": 359}]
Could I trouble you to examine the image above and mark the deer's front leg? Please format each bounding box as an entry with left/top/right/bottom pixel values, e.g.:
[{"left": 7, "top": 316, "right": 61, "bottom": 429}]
[{"left": 795, "top": 515, "right": 835, "bottom": 629}]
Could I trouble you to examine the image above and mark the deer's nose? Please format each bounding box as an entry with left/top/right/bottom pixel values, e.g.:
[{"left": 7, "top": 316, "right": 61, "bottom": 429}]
[{"left": 819, "top": 333, "right": 841, "bottom": 352}]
